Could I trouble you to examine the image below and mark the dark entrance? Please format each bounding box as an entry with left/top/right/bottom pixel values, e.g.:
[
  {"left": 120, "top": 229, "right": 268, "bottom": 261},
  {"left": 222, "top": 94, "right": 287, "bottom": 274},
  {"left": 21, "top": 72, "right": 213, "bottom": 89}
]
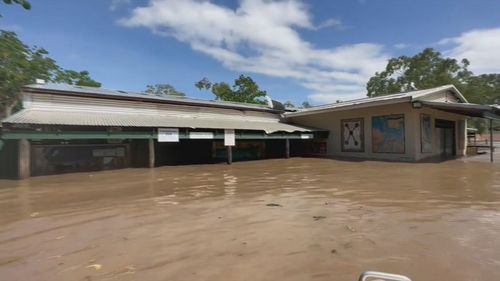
[{"left": 435, "top": 119, "right": 456, "bottom": 156}]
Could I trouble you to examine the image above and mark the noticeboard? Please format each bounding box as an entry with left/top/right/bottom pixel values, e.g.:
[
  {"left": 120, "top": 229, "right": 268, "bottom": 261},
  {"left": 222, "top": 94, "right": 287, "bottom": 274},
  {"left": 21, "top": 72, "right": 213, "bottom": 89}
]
[
  {"left": 224, "top": 129, "right": 235, "bottom": 146},
  {"left": 158, "top": 128, "right": 179, "bottom": 142}
]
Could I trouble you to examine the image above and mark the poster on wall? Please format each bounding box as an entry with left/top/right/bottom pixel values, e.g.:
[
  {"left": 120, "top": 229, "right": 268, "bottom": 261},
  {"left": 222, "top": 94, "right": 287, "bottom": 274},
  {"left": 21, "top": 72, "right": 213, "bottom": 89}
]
[
  {"left": 372, "top": 114, "right": 405, "bottom": 153},
  {"left": 421, "top": 114, "right": 433, "bottom": 153},
  {"left": 341, "top": 118, "right": 364, "bottom": 152}
]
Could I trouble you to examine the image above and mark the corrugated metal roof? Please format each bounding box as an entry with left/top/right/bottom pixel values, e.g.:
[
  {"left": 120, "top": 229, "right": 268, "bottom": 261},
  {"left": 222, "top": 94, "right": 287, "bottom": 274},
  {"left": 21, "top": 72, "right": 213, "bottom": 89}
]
[
  {"left": 419, "top": 101, "right": 500, "bottom": 119},
  {"left": 2, "top": 109, "right": 317, "bottom": 133},
  {"left": 22, "top": 83, "right": 279, "bottom": 113},
  {"left": 286, "top": 85, "right": 467, "bottom": 117}
]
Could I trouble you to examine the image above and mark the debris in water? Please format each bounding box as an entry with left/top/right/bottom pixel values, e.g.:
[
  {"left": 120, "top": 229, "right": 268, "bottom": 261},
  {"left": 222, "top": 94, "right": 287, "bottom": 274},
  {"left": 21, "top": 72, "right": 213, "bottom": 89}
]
[
  {"left": 365, "top": 238, "right": 376, "bottom": 245},
  {"left": 331, "top": 249, "right": 337, "bottom": 254},
  {"left": 313, "top": 216, "right": 326, "bottom": 221},
  {"left": 266, "top": 203, "right": 282, "bottom": 207},
  {"left": 345, "top": 225, "right": 356, "bottom": 232},
  {"left": 30, "top": 212, "right": 39, "bottom": 217},
  {"left": 87, "top": 264, "right": 102, "bottom": 270}
]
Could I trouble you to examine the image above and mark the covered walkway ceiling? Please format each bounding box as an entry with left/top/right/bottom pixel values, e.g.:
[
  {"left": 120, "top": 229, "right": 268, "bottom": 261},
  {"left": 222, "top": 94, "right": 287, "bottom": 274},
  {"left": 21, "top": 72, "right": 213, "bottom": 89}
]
[{"left": 414, "top": 101, "right": 500, "bottom": 120}]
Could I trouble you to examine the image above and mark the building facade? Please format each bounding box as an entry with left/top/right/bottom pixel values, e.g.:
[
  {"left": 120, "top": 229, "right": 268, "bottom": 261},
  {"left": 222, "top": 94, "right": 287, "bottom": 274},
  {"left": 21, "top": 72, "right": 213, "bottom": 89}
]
[
  {"left": 1, "top": 83, "right": 499, "bottom": 179},
  {"left": 286, "top": 85, "right": 499, "bottom": 162}
]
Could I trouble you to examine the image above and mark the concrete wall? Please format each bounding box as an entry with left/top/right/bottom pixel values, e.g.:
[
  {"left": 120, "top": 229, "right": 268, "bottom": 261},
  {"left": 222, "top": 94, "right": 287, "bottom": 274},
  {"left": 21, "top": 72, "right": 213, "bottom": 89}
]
[{"left": 288, "top": 102, "right": 467, "bottom": 162}]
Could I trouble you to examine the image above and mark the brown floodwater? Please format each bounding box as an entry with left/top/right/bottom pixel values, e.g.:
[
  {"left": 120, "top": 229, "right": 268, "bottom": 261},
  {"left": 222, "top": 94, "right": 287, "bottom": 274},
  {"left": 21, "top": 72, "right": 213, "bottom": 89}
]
[{"left": 1, "top": 158, "right": 500, "bottom": 281}]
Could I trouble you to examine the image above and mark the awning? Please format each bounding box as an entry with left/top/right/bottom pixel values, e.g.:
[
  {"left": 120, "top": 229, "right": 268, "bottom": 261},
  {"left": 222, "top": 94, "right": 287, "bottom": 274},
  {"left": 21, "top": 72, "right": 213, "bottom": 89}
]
[
  {"left": 2, "top": 109, "right": 319, "bottom": 134},
  {"left": 415, "top": 101, "right": 500, "bottom": 119}
]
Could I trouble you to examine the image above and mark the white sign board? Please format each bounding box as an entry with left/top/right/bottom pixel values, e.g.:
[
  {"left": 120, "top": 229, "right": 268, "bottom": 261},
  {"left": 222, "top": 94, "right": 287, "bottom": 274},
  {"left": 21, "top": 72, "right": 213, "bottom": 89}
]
[
  {"left": 224, "top": 129, "right": 235, "bottom": 146},
  {"left": 301, "top": 133, "right": 313, "bottom": 139},
  {"left": 189, "top": 132, "right": 214, "bottom": 139},
  {"left": 158, "top": 128, "right": 179, "bottom": 142}
]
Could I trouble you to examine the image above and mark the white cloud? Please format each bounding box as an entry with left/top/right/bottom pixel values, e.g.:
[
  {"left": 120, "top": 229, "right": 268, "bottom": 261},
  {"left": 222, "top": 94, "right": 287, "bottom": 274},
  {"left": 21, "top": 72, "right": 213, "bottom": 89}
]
[
  {"left": 441, "top": 28, "right": 500, "bottom": 74},
  {"left": 120, "top": 0, "right": 389, "bottom": 103},
  {"left": 394, "top": 43, "right": 407, "bottom": 50},
  {"left": 315, "top": 18, "right": 344, "bottom": 30},
  {"left": 110, "top": 0, "right": 131, "bottom": 11}
]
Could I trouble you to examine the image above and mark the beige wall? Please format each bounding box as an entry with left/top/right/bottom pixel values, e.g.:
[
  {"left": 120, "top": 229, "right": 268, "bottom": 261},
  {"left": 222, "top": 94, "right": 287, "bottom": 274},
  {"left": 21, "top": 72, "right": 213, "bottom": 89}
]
[
  {"left": 414, "top": 107, "right": 467, "bottom": 161},
  {"left": 287, "top": 102, "right": 467, "bottom": 162}
]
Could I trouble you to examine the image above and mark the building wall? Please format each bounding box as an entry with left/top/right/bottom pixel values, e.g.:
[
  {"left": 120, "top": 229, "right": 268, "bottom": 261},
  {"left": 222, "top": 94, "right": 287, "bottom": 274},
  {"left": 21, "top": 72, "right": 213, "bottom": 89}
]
[
  {"left": 288, "top": 102, "right": 467, "bottom": 161},
  {"left": 413, "top": 107, "right": 467, "bottom": 161}
]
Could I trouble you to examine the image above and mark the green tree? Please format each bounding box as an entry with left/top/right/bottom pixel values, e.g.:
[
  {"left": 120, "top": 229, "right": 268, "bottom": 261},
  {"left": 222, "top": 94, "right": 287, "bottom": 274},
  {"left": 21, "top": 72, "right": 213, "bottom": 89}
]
[
  {"left": 283, "top": 101, "right": 295, "bottom": 108},
  {"left": 366, "top": 47, "right": 500, "bottom": 132},
  {"left": 195, "top": 75, "right": 267, "bottom": 104},
  {"left": 3, "top": 0, "right": 30, "bottom": 9},
  {"left": 367, "top": 48, "right": 471, "bottom": 97},
  {"left": 54, "top": 70, "right": 101, "bottom": 87},
  {"left": 144, "top": 84, "right": 185, "bottom": 97},
  {"left": 1, "top": 0, "right": 30, "bottom": 17},
  {"left": 0, "top": 30, "right": 100, "bottom": 118},
  {"left": 300, "top": 101, "right": 312, "bottom": 109},
  {"left": 464, "top": 74, "right": 500, "bottom": 105},
  {"left": 194, "top": 77, "right": 211, "bottom": 91}
]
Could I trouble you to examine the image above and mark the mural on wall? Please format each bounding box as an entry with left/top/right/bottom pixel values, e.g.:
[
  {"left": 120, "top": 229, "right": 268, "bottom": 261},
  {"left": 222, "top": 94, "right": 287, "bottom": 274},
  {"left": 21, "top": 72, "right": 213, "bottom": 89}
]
[
  {"left": 341, "top": 118, "right": 364, "bottom": 152},
  {"left": 421, "top": 114, "right": 433, "bottom": 153},
  {"left": 372, "top": 114, "right": 405, "bottom": 153}
]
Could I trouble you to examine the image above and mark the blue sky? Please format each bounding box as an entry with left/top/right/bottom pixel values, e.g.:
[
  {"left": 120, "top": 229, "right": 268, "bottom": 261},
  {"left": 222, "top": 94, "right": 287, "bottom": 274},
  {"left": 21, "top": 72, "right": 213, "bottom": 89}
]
[{"left": 1, "top": 0, "right": 500, "bottom": 105}]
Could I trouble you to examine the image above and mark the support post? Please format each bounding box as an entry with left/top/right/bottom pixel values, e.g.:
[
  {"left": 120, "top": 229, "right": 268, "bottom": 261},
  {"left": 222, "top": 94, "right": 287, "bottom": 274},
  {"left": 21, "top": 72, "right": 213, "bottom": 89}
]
[
  {"left": 18, "top": 139, "right": 30, "bottom": 179},
  {"left": 226, "top": 146, "right": 232, "bottom": 165},
  {"left": 148, "top": 138, "right": 155, "bottom": 168},
  {"left": 285, "top": 138, "right": 290, "bottom": 159},
  {"left": 490, "top": 119, "right": 494, "bottom": 163}
]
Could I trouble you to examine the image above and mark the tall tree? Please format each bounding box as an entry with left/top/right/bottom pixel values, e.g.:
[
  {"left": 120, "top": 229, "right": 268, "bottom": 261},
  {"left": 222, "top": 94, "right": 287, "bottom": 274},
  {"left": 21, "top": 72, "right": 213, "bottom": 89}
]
[
  {"left": 0, "top": 30, "right": 100, "bottom": 118},
  {"left": 2, "top": 0, "right": 30, "bottom": 9},
  {"left": 1, "top": 0, "right": 30, "bottom": 17},
  {"left": 54, "top": 70, "right": 101, "bottom": 87},
  {"left": 367, "top": 48, "right": 471, "bottom": 97},
  {"left": 195, "top": 75, "right": 267, "bottom": 104},
  {"left": 301, "top": 101, "right": 312, "bottom": 109},
  {"left": 283, "top": 101, "right": 295, "bottom": 108},
  {"left": 366, "top": 47, "right": 500, "bottom": 132},
  {"left": 144, "top": 84, "right": 185, "bottom": 97}
]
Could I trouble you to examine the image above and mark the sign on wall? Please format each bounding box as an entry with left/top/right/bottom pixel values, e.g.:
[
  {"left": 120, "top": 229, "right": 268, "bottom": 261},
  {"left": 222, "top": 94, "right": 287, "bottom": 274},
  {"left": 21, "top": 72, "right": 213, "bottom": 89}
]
[
  {"left": 158, "top": 128, "right": 179, "bottom": 142},
  {"left": 189, "top": 132, "right": 214, "bottom": 139},
  {"left": 224, "top": 129, "right": 235, "bottom": 146},
  {"left": 420, "top": 114, "right": 433, "bottom": 153},
  {"left": 341, "top": 118, "right": 364, "bottom": 152}
]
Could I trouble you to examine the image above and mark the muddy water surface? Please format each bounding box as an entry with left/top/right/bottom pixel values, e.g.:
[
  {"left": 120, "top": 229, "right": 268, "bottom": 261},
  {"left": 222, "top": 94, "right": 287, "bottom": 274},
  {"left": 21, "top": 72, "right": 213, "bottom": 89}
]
[{"left": 1, "top": 158, "right": 500, "bottom": 281}]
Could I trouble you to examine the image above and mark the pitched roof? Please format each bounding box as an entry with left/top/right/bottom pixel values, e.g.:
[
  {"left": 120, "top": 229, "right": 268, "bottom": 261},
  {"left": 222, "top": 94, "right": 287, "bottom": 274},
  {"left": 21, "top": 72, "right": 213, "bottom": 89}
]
[
  {"left": 3, "top": 109, "right": 318, "bottom": 133},
  {"left": 22, "top": 83, "right": 278, "bottom": 113},
  {"left": 286, "top": 85, "right": 467, "bottom": 117}
]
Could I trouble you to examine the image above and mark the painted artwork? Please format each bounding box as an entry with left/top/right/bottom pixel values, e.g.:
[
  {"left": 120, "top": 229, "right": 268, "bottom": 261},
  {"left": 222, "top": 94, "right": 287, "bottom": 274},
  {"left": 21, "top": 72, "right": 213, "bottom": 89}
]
[
  {"left": 341, "top": 118, "right": 364, "bottom": 152},
  {"left": 372, "top": 114, "right": 405, "bottom": 153},
  {"left": 421, "top": 114, "right": 433, "bottom": 153}
]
